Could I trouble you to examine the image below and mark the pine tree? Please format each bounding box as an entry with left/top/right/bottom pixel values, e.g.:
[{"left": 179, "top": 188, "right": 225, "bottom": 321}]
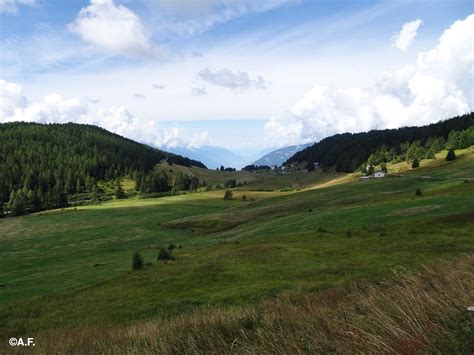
[
  {"left": 115, "top": 181, "right": 126, "bottom": 199},
  {"left": 446, "top": 148, "right": 456, "bottom": 161},
  {"left": 10, "top": 197, "right": 26, "bottom": 216},
  {"left": 132, "top": 252, "right": 144, "bottom": 270}
]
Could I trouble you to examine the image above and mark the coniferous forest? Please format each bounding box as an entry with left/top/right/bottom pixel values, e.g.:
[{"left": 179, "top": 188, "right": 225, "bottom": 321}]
[
  {"left": 0, "top": 122, "right": 205, "bottom": 215},
  {"left": 287, "top": 113, "right": 474, "bottom": 172}
]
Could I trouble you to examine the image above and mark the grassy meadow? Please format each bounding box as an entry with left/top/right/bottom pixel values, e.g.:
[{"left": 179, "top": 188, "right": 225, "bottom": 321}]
[{"left": 0, "top": 148, "right": 473, "bottom": 352}]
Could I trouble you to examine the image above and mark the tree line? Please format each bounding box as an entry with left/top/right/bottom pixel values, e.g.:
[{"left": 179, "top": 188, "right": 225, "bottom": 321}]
[
  {"left": 242, "top": 164, "right": 272, "bottom": 171},
  {"left": 0, "top": 122, "right": 206, "bottom": 216},
  {"left": 287, "top": 113, "right": 473, "bottom": 172}
]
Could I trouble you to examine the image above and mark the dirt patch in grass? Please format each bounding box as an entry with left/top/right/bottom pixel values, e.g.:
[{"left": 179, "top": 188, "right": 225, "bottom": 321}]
[{"left": 388, "top": 204, "right": 441, "bottom": 217}]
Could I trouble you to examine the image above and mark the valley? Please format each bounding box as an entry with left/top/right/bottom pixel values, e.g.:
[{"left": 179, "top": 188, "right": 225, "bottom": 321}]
[{"left": 0, "top": 147, "right": 473, "bottom": 353}]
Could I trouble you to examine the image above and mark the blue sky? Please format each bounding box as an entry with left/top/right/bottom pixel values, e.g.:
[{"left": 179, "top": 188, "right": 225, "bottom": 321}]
[{"left": 1, "top": 0, "right": 473, "bottom": 152}]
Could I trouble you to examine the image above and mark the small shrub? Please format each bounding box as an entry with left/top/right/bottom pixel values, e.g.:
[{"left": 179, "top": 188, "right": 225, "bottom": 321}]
[
  {"left": 345, "top": 230, "right": 352, "bottom": 238},
  {"left": 224, "top": 179, "right": 237, "bottom": 188},
  {"left": 242, "top": 195, "right": 247, "bottom": 201},
  {"left": 464, "top": 179, "right": 469, "bottom": 184},
  {"left": 168, "top": 243, "right": 176, "bottom": 251},
  {"left": 308, "top": 208, "right": 313, "bottom": 212},
  {"left": 132, "top": 252, "right": 144, "bottom": 270},
  {"left": 158, "top": 247, "right": 174, "bottom": 261},
  {"left": 224, "top": 190, "right": 233, "bottom": 200},
  {"left": 446, "top": 148, "right": 456, "bottom": 161},
  {"left": 415, "top": 188, "right": 422, "bottom": 196},
  {"left": 411, "top": 158, "right": 420, "bottom": 168}
]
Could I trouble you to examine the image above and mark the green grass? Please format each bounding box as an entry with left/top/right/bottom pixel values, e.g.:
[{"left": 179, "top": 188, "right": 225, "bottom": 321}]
[{"left": 0, "top": 149, "right": 473, "bottom": 336}]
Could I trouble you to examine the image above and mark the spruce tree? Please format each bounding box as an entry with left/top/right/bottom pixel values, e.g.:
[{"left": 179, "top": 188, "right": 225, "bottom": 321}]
[
  {"left": 446, "top": 148, "right": 456, "bottom": 161},
  {"left": 132, "top": 252, "right": 144, "bottom": 270},
  {"left": 115, "top": 181, "right": 126, "bottom": 199}
]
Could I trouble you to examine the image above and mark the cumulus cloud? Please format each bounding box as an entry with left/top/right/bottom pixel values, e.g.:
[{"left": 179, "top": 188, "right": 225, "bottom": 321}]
[
  {"left": 0, "top": 80, "right": 27, "bottom": 118},
  {"left": 157, "top": 128, "right": 210, "bottom": 148},
  {"left": 265, "top": 15, "right": 473, "bottom": 147},
  {"left": 152, "top": 84, "right": 165, "bottom": 90},
  {"left": 68, "top": 0, "right": 154, "bottom": 57},
  {"left": 198, "top": 68, "right": 268, "bottom": 90},
  {"left": 393, "top": 19, "right": 423, "bottom": 51},
  {"left": 0, "top": 79, "right": 209, "bottom": 148},
  {"left": 0, "top": 0, "right": 35, "bottom": 14}
]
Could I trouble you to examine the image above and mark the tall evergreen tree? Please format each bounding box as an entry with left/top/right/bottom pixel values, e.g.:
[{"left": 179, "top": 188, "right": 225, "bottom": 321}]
[{"left": 446, "top": 148, "right": 456, "bottom": 161}]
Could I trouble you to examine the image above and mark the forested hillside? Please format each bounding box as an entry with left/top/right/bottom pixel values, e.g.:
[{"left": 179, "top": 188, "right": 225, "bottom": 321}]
[
  {"left": 0, "top": 122, "right": 205, "bottom": 214},
  {"left": 287, "top": 113, "right": 474, "bottom": 172}
]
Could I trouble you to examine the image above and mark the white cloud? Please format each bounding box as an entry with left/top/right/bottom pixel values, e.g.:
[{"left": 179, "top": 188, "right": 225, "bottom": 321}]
[
  {"left": 265, "top": 15, "right": 473, "bottom": 147},
  {"left": 0, "top": 0, "right": 35, "bottom": 14},
  {"left": 157, "top": 127, "right": 210, "bottom": 148},
  {"left": 68, "top": 0, "right": 154, "bottom": 57},
  {"left": 133, "top": 92, "right": 145, "bottom": 99},
  {"left": 192, "top": 87, "right": 207, "bottom": 96},
  {"left": 0, "top": 79, "right": 209, "bottom": 148},
  {"left": 0, "top": 80, "right": 27, "bottom": 118},
  {"left": 198, "top": 68, "right": 268, "bottom": 90},
  {"left": 142, "top": 0, "right": 296, "bottom": 37},
  {"left": 152, "top": 84, "right": 165, "bottom": 90},
  {"left": 393, "top": 19, "right": 422, "bottom": 51}
]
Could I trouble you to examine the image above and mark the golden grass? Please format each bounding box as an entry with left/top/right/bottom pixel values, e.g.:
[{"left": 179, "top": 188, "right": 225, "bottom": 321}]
[
  {"left": 388, "top": 147, "right": 474, "bottom": 174},
  {"left": 9, "top": 255, "right": 472, "bottom": 354}
]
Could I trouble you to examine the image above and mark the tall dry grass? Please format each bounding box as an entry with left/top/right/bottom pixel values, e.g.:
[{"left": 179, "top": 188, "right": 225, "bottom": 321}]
[{"left": 3, "top": 255, "right": 473, "bottom": 354}]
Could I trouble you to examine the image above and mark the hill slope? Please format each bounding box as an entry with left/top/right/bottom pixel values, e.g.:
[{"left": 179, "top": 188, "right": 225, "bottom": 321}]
[
  {"left": 0, "top": 147, "right": 472, "bottom": 353},
  {"left": 287, "top": 113, "right": 473, "bottom": 172},
  {"left": 0, "top": 122, "right": 205, "bottom": 210},
  {"left": 253, "top": 143, "right": 312, "bottom": 166}
]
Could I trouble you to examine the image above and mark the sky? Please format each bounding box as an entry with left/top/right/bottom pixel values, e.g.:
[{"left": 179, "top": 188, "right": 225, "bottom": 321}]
[{"left": 0, "top": 0, "right": 473, "bottom": 153}]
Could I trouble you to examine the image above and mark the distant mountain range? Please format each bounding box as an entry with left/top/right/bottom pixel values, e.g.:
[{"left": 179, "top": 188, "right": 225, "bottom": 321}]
[
  {"left": 253, "top": 143, "right": 313, "bottom": 167},
  {"left": 164, "top": 143, "right": 314, "bottom": 169},
  {"left": 164, "top": 145, "right": 248, "bottom": 169}
]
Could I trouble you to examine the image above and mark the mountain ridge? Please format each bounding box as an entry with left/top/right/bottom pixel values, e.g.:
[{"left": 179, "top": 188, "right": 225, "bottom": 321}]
[{"left": 253, "top": 143, "right": 313, "bottom": 167}]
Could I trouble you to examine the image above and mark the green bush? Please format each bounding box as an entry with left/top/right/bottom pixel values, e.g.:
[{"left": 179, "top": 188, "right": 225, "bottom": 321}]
[
  {"left": 224, "top": 179, "right": 236, "bottom": 188},
  {"left": 224, "top": 190, "right": 233, "bottom": 200},
  {"left": 158, "top": 247, "right": 174, "bottom": 261},
  {"left": 415, "top": 188, "right": 422, "bottom": 196},
  {"left": 412, "top": 158, "right": 420, "bottom": 168},
  {"left": 168, "top": 244, "right": 176, "bottom": 251},
  {"left": 132, "top": 252, "right": 144, "bottom": 270}
]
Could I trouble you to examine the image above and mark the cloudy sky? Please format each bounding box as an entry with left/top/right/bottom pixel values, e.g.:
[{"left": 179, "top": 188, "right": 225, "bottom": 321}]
[{"left": 0, "top": 0, "right": 473, "bottom": 152}]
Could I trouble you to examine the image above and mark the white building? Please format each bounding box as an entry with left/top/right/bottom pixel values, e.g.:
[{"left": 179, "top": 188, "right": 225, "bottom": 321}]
[{"left": 360, "top": 171, "right": 387, "bottom": 180}]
